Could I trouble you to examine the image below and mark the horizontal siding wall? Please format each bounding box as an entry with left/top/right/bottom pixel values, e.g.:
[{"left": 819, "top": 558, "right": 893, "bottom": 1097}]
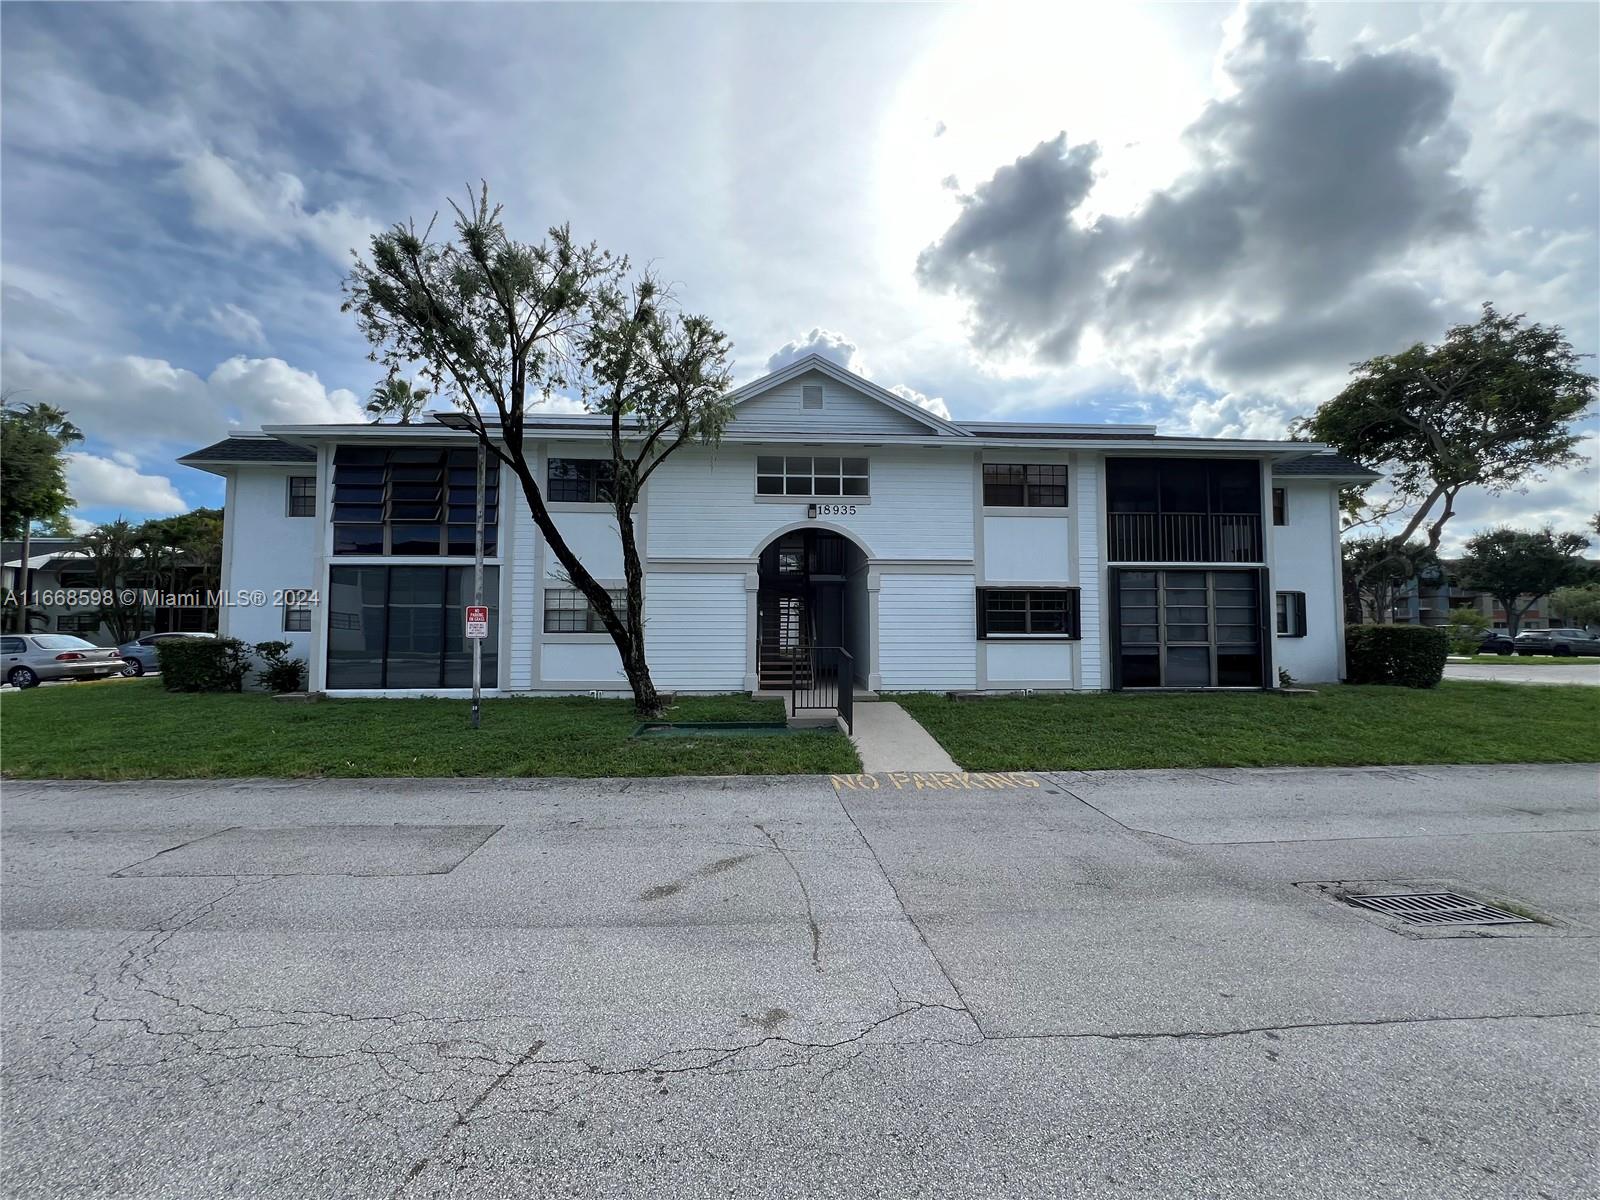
[
  {"left": 508, "top": 491, "right": 537, "bottom": 689},
  {"left": 878, "top": 573, "right": 976, "bottom": 690},
  {"left": 644, "top": 572, "right": 747, "bottom": 691},
  {"left": 731, "top": 369, "right": 931, "bottom": 435},
  {"left": 649, "top": 446, "right": 974, "bottom": 561}
]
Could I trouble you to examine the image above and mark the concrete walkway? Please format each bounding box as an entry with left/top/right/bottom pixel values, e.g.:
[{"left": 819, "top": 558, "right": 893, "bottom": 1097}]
[{"left": 849, "top": 700, "right": 960, "bottom": 772}]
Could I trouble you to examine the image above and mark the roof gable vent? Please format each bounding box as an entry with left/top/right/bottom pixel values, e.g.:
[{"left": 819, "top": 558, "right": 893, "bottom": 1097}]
[{"left": 802, "top": 384, "right": 823, "bottom": 410}]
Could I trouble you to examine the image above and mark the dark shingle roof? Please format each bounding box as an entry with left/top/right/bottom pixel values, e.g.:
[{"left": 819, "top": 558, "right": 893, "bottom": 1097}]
[
  {"left": 178, "top": 436, "right": 315, "bottom": 465},
  {"left": 1273, "top": 452, "right": 1378, "bottom": 479}
]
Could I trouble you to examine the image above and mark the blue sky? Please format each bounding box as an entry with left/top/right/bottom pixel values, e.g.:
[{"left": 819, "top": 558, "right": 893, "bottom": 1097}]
[{"left": 3, "top": 1, "right": 1596, "bottom": 550}]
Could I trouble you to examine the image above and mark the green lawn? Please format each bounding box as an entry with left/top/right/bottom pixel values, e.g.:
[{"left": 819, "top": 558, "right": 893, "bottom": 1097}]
[
  {"left": 0, "top": 680, "right": 860, "bottom": 780},
  {"left": 894, "top": 681, "right": 1600, "bottom": 772},
  {"left": 1451, "top": 654, "right": 1598, "bottom": 666}
]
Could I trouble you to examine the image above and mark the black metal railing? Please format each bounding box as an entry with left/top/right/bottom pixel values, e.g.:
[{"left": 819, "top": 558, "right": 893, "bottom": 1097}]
[
  {"left": 792, "top": 645, "right": 853, "bottom": 733},
  {"left": 1107, "top": 512, "right": 1263, "bottom": 563}
]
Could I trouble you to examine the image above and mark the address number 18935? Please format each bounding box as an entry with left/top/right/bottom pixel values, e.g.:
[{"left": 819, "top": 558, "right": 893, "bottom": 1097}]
[{"left": 813, "top": 503, "right": 858, "bottom": 517}]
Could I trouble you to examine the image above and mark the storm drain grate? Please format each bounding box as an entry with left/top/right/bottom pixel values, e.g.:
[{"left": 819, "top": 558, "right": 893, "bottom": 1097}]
[{"left": 1345, "top": 892, "right": 1532, "bottom": 927}]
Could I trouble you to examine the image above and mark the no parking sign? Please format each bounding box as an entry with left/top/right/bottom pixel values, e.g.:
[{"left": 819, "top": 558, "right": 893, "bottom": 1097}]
[{"left": 465, "top": 605, "right": 489, "bottom": 639}]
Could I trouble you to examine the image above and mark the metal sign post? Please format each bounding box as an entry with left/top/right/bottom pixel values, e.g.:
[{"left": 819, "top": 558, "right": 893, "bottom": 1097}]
[{"left": 470, "top": 438, "right": 486, "bottom": 730}]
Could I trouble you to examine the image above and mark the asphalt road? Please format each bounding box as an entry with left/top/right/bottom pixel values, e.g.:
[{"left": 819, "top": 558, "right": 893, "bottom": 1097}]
[
  {"left": 3, "top": 764, "right": 1597, "bottom": 1198},
  {"left": 1445, "top": 661, "right": 1600, "bottom": 686}
]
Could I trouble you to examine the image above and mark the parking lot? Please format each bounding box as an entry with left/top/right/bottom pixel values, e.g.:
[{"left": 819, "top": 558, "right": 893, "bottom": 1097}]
[{"left": 3, "top": 764, "right": 1596, "bottom": 1198}]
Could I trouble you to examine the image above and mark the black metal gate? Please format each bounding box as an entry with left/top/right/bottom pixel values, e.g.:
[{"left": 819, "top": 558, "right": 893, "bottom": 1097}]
[{"left": 792, "top": 645, "right": 853, "bottom": 733}]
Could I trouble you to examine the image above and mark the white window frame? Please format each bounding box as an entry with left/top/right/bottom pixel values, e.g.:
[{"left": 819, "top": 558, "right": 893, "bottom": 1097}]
[
  {"left": 1275, "top": 591, "right": 1307, "bottom": 637},
  {"left": 543, "top": 586, "right": 627, "bottom": 634},
  {"left": 755, "top": 455, "right": 869, "bottom": 499},
  {"left": 287, "top": 475, "right": 317, "bottom": 518}
]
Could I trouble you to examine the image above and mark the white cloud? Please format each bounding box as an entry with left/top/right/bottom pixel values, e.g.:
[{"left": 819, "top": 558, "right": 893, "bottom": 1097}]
[
  {"left": 204, "top": 355, "right": 363, "bottom": 428},
  {"left": 65, "top": 452, "right": 187, "bottom": 516},
  {"left": 176, "top": 150, "right": 378, "bottom": 264},
  {"left": 765, "top": 328, "right": 865, "bottom": 375},
  {"left": 203, "top": 302, "right": 267, "bottom": 349},
  {"left": 0, "top": 348, "right": 364, "bottom": 453},
  {"left": 889, "top": 383, "right": 952, "bottom": 421}
]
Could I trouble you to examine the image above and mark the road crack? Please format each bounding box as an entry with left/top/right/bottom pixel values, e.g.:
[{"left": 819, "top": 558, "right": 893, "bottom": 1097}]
[
  {"left": 754, "top": 822, "right": 823, "bottom": 971},
  {"left": 832, "top": 790, "right": 984, "bottom": 1037}
]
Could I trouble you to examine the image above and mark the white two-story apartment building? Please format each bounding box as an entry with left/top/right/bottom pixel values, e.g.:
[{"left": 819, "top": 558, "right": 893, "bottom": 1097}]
[{"left": 178, "top": 354, "right": 1373, "bottom": 700}]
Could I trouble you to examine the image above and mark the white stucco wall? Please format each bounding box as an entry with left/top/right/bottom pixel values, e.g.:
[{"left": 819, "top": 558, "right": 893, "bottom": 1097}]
[
  {"left": 982, "top": 515, "right": 1072, "bottom": 582},
  {"left": 985, "top": 640, "right": 1073, "bottom": 686},
  {"left": 222, "top": 466, "right": 319, "bottom": 663},
  {"left": 1269, "top": 479, "right": 1344, "bottom": 682}
]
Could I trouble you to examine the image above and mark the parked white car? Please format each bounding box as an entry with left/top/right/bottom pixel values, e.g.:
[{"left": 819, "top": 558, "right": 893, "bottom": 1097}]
[{"left": 1, "top": 634, "right": 126, "bottom": 688}]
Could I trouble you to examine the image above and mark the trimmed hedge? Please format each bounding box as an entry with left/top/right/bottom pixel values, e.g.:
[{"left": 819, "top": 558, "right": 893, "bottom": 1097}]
[
  {"left": 156, "top": 637, "right": 252, "bottom": 692},
  {"left": 1345, "top": 624, "right": 1448, "bottom": 688}
]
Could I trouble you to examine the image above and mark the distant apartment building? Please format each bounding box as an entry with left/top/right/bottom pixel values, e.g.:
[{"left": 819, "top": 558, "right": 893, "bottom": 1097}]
[{"left": 1394, "top": 563, "right": 1598, "bottom": 632}]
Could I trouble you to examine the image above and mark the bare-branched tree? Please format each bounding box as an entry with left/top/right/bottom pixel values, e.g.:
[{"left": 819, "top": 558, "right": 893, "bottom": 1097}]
[{"left": 343, "top": 186, "right": 733, "bottom": 716}]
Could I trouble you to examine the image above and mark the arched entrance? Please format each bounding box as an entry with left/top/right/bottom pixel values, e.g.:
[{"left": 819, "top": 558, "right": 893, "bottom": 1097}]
[{"left": 752, "top": 525, "right": 872, "bottom": 693}]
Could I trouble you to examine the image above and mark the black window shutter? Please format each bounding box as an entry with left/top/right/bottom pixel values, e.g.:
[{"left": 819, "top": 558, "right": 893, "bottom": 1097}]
[
  {"left": 1294, "top": 592, "right": 1307, "bottom": 638},
  {"left": 976, "top": 589, "right": 988, "bottom": 639}
]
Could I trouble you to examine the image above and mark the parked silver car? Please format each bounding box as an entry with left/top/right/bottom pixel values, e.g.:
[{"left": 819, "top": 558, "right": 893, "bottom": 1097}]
[
  {"left": 116, "top": 631, "right": 216, "bottom": 677},
  {"left": 1, "top": 634, "right": 126, "bottom": 688}
]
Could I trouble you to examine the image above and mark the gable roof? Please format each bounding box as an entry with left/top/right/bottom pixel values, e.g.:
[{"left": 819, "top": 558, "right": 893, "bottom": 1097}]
[{"left": 727, "top": 354, "right": 972, "bottom": 438}]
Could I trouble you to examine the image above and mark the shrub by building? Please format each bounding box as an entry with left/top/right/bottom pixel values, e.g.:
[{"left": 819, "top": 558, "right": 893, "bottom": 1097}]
[
  {"left": 1345, "top": 624, "right": 1449, "bottom": 688},
  {"left": 156, "top": 637, "right": 253, "bottom": 692}
]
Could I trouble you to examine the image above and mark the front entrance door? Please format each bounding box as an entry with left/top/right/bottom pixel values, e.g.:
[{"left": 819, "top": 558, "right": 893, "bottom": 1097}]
[
  {"left": 755, "top": 530, "right": 848, "bottom": 689},
  {"left": 1113, "top": 568, "right": 1266, "bottom": 688}
]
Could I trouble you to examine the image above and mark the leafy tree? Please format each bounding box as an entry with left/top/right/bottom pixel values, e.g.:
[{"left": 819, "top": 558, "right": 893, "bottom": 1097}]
[
  {"left": 129, "top": 508, "right": 223, "bottom": 631},
  {"left": 2, "top": 396, "right": 84, "bottom": 632},
  {"left": 366, "top": 376, "right": 432, "bottom": 424},
  {"left": 1298, "top": 304, "right": 1596, "bottom": 551},
  {"left": 1441, "top": 606, "right": 1491, "bottom": 655},
  {"left": 344, "top": 186, "right": 734, "bottom": 716},
  {"left": 1549, "top": 583, "right": 1600, "bottom": 628},
  {"left": 78, "top": 518, "right": 148, "bottom": 643},
  {"left": 1457, "top": 526, "right": 1591, "bottom": 636},
  {"left": 1341, "top": 536, "right": 1437, "bottom": 623}
]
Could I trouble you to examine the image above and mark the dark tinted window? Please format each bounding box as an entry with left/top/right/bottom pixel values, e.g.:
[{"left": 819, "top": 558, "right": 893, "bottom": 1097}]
[
  {"left": 548, "top": 458, "right": 614, "bottom": 503},
  {"left": 987, "top": 467, "right": 1063, "bottom": 506},
  {"left": 287, "top": 476, "right": 316, "bottom": 517},
  {"left": 977, "top": 589, "right": 1080, "bottom": 637},
  {"left": 332, "top": 445, "right": 498, "bottom": 556},
  {"left": 1107, "top": 458, "right": 1262, "bottom": 516},
  {"left": 325, "top": 565, "right": 497, "bottom": 689}
]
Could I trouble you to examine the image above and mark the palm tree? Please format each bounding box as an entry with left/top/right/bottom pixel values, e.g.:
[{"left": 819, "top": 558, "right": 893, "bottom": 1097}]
[
  {"left": 79, "top": 518, "right": 146, "bottom": 643},
  {"left": 366, "top": 377, "right": 431, "bottom": 424}
]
